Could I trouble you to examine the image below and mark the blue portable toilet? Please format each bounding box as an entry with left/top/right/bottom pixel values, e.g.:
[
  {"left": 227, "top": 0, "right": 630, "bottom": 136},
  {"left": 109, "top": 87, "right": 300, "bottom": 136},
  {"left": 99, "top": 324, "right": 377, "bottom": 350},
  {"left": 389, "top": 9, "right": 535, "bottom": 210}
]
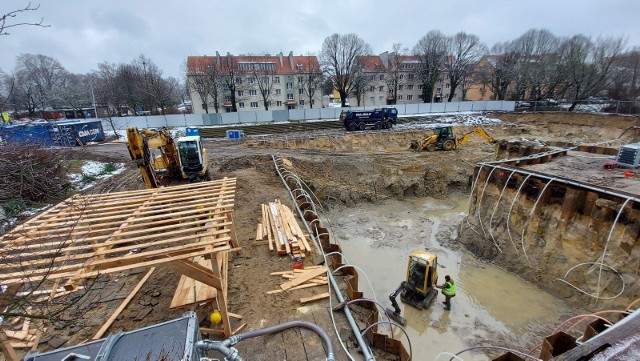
[{"left": 186, "top": 127, "right": 200, "bottom": 136}]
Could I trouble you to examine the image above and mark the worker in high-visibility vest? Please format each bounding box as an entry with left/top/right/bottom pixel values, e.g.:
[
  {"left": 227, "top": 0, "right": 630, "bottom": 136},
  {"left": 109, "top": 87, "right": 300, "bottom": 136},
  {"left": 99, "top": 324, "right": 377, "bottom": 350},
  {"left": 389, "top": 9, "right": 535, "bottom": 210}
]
[{"left": 434, "top": 275, "right": 456, "bottom": 311}]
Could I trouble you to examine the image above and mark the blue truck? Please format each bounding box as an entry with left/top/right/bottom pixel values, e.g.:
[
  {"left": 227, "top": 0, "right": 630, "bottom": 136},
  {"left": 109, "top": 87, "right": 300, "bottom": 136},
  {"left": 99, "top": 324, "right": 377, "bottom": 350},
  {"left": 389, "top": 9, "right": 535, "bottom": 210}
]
[{"left": 340, "top": 107, "right": 398, "bottom": 131}]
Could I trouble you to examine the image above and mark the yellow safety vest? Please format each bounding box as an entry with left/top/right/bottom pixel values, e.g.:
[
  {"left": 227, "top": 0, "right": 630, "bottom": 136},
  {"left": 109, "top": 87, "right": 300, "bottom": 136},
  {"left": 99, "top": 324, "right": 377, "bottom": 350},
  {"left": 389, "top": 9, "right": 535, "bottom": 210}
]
[{"left": 443, "top": 281, "right": 456, "bottom": 297}]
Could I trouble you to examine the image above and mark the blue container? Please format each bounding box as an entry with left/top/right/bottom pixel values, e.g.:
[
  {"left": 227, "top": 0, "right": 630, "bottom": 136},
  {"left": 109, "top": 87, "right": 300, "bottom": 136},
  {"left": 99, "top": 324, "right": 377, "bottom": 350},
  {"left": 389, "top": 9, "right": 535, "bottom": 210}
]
[
  {"left": 225, "top": 130, "right": 244, "bottom": 140},
  {"left": 186, "top": 127, "right": 200, "bottom": 136},
  {"left": 0, "top": 119, "right": 104, "bottom": 147}
]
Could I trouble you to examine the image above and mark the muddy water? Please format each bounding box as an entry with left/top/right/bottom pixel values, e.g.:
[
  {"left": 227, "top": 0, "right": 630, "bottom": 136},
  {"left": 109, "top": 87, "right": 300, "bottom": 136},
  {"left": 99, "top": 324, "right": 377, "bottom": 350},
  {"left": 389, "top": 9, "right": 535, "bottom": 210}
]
[{"left": 327, "top": 195, "right": 573, "bottom": 360}]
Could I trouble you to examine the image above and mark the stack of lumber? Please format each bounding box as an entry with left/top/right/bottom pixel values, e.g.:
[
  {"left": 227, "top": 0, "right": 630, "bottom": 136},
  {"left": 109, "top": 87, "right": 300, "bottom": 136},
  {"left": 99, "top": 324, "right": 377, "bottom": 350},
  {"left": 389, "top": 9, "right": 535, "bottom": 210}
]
[
  {"left": 256, "top": 200, "right": 312, "bottom": 258},
  {"left": 266, "top": 266, "right": 331, "bottom": 304}
]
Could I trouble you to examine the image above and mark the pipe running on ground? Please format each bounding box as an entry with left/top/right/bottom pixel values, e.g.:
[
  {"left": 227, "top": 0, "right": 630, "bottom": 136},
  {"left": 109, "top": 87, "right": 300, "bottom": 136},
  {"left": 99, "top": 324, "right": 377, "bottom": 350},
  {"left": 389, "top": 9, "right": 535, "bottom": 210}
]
[
  {"left": 555, "top": 262, "right": 626, "bottom": 300},
  {"left": 596, "top": 198, "right": 631, "bottom": 303},
  {"left": 506, "top": 174, "right": 532, "bottom": 253},
  {"left": 271, "top": 155, "right": 376, "bottom": 361}
]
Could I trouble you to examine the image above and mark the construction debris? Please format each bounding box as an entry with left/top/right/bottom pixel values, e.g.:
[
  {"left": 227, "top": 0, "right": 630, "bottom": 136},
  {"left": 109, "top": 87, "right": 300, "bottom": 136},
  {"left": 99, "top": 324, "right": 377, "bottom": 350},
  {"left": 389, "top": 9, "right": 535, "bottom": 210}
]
[
  {"left": 266, "top": 266, "right": 329, "bottom": 295},
  {"left": 256, "top": 200, "right": 312, "bottom": 258}
]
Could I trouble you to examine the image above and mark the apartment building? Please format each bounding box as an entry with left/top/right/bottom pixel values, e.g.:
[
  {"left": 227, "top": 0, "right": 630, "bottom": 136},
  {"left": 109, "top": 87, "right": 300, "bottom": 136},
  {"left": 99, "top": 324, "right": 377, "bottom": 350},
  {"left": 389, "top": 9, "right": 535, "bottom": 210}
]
[
  {"left": 187, "top": 51, "right": 322, "bottom": 114},
  {"left": 347, "top": 52, "right": 462, "bottom": 107}
]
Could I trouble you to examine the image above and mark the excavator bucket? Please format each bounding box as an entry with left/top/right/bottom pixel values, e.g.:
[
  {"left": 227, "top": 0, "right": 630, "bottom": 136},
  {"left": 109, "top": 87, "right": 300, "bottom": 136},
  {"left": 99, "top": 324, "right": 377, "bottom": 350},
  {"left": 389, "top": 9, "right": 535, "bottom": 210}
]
[{"left": 385, "top": 308, "right": 407, "bottom": 326}]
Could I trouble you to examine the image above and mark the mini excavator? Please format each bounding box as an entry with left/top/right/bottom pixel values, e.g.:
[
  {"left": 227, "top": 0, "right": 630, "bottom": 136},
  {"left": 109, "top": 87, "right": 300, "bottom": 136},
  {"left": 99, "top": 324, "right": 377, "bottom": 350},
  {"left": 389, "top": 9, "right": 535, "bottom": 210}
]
[
  {"left": 386, "top": 250, "right": 439, "bottom": 326},
  {"left": 410, "top": 125, "right": 495, "bottom": 151}
]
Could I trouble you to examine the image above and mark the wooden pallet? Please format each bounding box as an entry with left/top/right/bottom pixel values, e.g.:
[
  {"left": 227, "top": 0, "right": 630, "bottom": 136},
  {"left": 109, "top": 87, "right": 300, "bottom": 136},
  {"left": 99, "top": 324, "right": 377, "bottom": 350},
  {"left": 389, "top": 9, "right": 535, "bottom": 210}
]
[
  {"left": 256, "top": 200, "right": 312, "bottom": 258},
  {"left": 0, "top": 178, "right": 237, "bottom": 286}
]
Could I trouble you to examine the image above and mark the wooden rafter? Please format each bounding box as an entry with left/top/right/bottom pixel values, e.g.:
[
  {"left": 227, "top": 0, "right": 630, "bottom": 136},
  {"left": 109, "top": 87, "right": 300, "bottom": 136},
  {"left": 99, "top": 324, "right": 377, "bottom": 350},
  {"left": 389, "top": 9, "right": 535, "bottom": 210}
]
[{"left": 0, "top": 178, "right": 237, "bottom": 286}]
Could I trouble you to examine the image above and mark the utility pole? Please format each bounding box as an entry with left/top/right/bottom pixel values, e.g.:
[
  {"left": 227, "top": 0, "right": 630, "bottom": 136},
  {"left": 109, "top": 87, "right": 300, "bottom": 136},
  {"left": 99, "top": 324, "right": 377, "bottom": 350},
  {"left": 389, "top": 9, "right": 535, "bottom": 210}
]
[{"left": 90, "top": 81, "right": 98, "bottom": 119}]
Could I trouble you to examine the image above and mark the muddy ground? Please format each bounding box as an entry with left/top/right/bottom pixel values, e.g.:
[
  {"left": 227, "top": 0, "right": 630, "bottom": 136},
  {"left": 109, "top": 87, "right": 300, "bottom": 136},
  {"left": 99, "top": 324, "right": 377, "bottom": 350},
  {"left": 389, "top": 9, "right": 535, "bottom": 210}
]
[{"left": 7, "top": 111, "right": 640, "bottom": 360}]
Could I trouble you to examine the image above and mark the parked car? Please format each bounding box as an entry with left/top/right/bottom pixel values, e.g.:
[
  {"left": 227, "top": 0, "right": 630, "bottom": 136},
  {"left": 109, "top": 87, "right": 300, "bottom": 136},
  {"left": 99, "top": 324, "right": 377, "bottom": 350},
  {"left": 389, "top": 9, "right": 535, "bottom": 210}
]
[
  {"left": 540, "top": 99, "right": 559, "bottom": 106},
  {"left": 515, "top": 101, "right": 531, "bottom": 108}
]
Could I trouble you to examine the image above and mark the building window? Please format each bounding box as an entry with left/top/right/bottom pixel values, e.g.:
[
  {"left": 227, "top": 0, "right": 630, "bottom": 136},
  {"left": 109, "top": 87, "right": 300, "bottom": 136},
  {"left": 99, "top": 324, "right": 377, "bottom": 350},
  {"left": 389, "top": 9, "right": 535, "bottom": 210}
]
[
  {"left": 379, "top": 86, "right": 384, "bottom": 92},
  {"left": 407, "top": 84, "right": 414, "bottom": 90},
  {"left": 274, "top": 76, "right": 280, "bottom": 83},
  {"left": 418, "top": 84, "right": 424, "bottom": 90},
  {"left": 238, "top": 102, "right": 245, "bottom": 108},
  {"left": 275, "top": 89, "right": 281, "bottom": 95},
  {"left": 378, "top": 96, "right": 383, "bottom": 102},
  {"left": 287, "top": 94, "right": 294, "bottom": 100},
  {"left": 223, "top": 84, "right": 230, "bottom": 91},
  {"left": 237, "top": 90, "right": 243, "bottom": 97},
  {"left": 248, "top": 77, "right": 255, "bottom": 84},
  {"left": 298, "top": 76, "right": 304, "bottom": 83},
  {"left": 369, "top": 86, "right": 375, "bottom": 92},
  {"left": 249, "top": 89, "right": 257, "bottom": 96},
  {"left": 224, "top": 96, "right": 231, "bottom": 102},
  {"left": 296, "top": 64, "right": 303, "bottom": 71},
  {"left": 436, "top": 87, "right": 442, "bottom": 93},
  {"left": 407, "top": 95, "right": 413, "bottom": 101},
  {"left": 370, "top": 96, "right": 375, "bottom": 104},
  {"left": 398, "top": 85, "right": 404, "bottom": 90},
  {"left": 399, "top": 74, "right": 404, "bottom": 80},
  {"left": 379, "top": 75, "right": 384, "bottom": 80},
  {"left": 299, "top": 99, "right": 305, "bottom": 106},
  {"left": 446, "top": 84, "right": 450, "bottom": 89},
  {"left": 298, "top": 88, "right": 304, "bottom": 95},
  {"left": 398, "top": 95, "right": 403, "bottom": 100},
  {"left": 277, "top": 100, "right": 283, "bottom": 107},
  {"left": 370, "top": 75, "right": 375, "bottom": 81},
  {"left": 408, "top": 74, "right": 414, "bottom": 80},
  {"left": 236, "top": 78, "right": 242, "bottom": 84},
  {"left": 250, "top": 101, "right": 258, "bottom": 108},
  {"left": 286, "top": 82, "right": 293, "bottom": 89}
]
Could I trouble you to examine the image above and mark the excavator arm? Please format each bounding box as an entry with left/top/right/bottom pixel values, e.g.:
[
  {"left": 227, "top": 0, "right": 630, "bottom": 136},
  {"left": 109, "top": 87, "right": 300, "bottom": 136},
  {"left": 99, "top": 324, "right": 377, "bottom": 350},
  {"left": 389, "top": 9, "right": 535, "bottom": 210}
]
[
  {"left": 386, "top": 281, "right": 408, "bottom": 325},
  {"left": 457, "top": 125, "right": 496, "bottom": 145},
  {"left": 126, "top": 127, "right": 160, "bottom": 188}
]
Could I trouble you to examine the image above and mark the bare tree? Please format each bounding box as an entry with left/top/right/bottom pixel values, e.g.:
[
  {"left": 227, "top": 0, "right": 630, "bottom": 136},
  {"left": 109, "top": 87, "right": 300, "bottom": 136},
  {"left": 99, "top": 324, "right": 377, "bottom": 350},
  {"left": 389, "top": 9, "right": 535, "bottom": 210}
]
[
  {"left": 116, "top": 63, "right": 140, "bottom": 116},
  {"left": 560, "top": 35, "right": 625, "bottom": 110},
  {"left": 57, "top": 73, "right": 91, "bottom": 114},
  {"left": 475, "top": 41, "right": 521, "bottom": 100},
  {"left": 350, "top": 63, "right": 370, "bottom": 107},
  {"left": 414, "top": 30, "right": 449, "bottom": 103},
  {"left": 444, "top": 32, "right": 487, "bottom": 101},
  {"left": 221, "top": 54, "right": 242, "bottom": 112},
  {"left": 320, "top": 33, "right": 372, "bottom": 107},
  {"left": 243, "top": 56, "right": 277, "bottom": 110},
  {"left": 384, "top": 44, "right": 408, "bottom": 105},
  {"left": 185, "top": 57, "right": 223, "bottom": 114},
  {"left": 0, "top": 2, "right": 49, "bottom": 36},
  {"left": 14, "top": 54, "right": 67, "bottom": 111},
  {"left": 607, "top": 47, "right": 640, "bottom": 101},
  {"left": 0, "top": 70, "right": 14, "bottom": 116},
  {"left": 298, "top": 54, "right": 323, "bottom": 108}
]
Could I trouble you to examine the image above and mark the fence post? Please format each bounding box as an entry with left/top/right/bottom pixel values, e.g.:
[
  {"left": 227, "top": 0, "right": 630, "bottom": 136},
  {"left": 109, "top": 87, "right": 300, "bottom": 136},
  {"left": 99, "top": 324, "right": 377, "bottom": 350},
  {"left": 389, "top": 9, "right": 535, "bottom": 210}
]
[{"left": 616, "top": 101, "right": 620, "bottom": 114}]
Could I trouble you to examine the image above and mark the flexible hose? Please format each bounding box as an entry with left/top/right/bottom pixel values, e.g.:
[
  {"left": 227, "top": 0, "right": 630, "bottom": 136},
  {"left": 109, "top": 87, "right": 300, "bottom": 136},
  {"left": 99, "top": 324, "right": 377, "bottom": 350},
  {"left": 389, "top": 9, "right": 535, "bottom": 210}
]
[
  {"left": 449, "top": 345, "right": 542, "bottom": 361},
  {"left": 225, "top": 321, "right": 335, "bottom": 361}
]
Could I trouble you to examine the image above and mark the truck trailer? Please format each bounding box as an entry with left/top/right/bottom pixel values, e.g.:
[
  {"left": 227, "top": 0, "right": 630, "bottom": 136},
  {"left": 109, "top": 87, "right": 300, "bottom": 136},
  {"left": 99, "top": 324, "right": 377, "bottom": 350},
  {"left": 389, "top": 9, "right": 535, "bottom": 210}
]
[{"left": 340, "top": 107, "right": 398, "bottom": 131}]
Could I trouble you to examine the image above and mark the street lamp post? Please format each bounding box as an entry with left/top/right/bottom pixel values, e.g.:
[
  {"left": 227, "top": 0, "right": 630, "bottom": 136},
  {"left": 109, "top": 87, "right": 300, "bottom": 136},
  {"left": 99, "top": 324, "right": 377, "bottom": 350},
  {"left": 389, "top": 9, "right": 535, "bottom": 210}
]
[{"left": 90, "top": 81, "right": 98, "bottom": 119}]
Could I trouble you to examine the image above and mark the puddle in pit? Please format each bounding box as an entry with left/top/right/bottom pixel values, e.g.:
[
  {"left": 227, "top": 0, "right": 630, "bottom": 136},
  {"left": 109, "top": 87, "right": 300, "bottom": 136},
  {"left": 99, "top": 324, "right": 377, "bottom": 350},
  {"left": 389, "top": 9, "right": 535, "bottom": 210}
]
[{"left": 327, "top": 195, "right": 574, "bottom": 360}]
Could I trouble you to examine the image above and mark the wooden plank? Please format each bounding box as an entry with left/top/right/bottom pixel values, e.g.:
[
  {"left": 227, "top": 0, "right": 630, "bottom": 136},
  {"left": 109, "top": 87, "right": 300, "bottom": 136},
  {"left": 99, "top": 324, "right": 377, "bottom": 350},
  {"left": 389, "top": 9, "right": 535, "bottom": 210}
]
[
  {"left": 300, "top": 292, "right": 330, "bottom": 304},
  {"left": 256, "top": 223, "right": 263, "bottom": 241},
  {"left": 170, "top": 257, "right": 218, "bottom": 309},
  {"left": 279, "top": 267, "right": 326, "bottom": 291},
  {"left": 266, "top": 281, "right": 328, "bottom": 295},
  {"left": 91, "top": 267, "right": 155, "bottom": 340}
]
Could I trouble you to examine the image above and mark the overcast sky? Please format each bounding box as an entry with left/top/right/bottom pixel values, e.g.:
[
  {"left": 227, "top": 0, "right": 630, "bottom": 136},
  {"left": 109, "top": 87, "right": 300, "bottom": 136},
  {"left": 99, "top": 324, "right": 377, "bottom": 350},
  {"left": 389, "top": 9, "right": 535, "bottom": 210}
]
[{"left": 1, "top": 0, "right": 639, "bottom": 79}]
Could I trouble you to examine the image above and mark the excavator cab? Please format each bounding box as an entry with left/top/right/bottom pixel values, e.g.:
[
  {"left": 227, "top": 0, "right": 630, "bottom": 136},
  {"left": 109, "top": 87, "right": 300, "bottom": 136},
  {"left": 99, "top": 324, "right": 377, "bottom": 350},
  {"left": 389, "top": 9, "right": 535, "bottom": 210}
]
[
  {"left": 177, "top": 136, "right": 209, "bottom": 181},
  {"left": 386, "top": 250, "right": 439, "bottom": 325}
]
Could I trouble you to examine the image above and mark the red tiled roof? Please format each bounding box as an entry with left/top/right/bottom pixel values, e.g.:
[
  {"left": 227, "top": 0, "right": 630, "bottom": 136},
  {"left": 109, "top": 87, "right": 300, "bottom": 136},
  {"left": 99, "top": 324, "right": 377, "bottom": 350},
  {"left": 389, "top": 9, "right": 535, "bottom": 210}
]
[{"left": 187, "top": 53, "right": 319, "bottom": 75}]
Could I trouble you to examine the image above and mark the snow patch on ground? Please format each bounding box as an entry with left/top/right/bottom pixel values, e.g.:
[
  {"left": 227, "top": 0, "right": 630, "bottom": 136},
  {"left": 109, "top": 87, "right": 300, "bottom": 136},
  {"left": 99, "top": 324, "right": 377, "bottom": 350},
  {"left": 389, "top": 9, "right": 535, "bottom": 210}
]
[
  {"left": 68, "top": 160, "right": 126, "bottom": 191},
  {"left": 395, "top": 112, "right": 502, "bottom": 131}
]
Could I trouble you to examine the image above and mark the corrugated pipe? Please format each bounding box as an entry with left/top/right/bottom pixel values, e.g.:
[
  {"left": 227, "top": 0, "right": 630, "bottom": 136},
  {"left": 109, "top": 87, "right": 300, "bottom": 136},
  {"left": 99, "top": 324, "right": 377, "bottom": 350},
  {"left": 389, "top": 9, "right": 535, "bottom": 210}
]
[{"left": 272, "top": 155, "right": 376, "bottom": 361}]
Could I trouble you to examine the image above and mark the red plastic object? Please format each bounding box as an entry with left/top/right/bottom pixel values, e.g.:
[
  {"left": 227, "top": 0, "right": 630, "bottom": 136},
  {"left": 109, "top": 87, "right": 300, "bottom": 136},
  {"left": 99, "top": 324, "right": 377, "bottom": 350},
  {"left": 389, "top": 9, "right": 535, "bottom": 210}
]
[
  {"left": 292, "top": 261, "right": 304, "bottom": 269},
  {"left": 624, "top": 170, "right": 634, "bottom": 178}
]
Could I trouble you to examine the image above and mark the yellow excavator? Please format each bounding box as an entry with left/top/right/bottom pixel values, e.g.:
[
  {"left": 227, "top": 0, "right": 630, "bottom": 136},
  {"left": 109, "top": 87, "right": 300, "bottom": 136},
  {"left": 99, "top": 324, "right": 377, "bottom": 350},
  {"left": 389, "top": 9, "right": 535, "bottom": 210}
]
[
  {"left": 126, "top": 127, "right": 210, "bottom": 188},
  {"left": 410, "top": 125, "right": 495, "bottom": 151},
  {"left": 386, "top": 250, "right": 439, "bottom": 326}
]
